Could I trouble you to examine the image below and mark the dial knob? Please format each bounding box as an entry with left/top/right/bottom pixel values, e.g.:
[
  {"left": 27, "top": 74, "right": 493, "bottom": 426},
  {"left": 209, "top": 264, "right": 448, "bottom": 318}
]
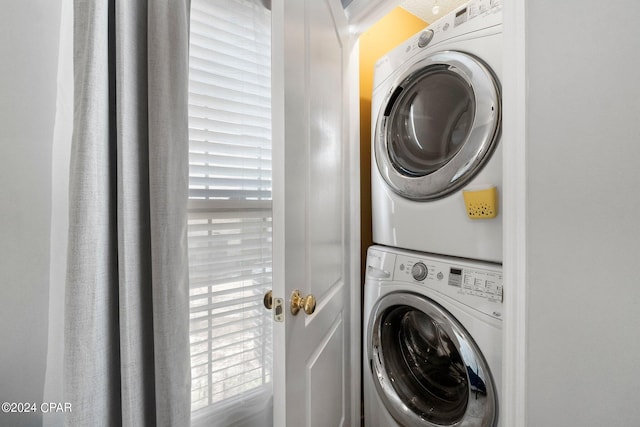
[
  {"left": 418, "top": 29, "right": 434, "bottom": 48},
  {"left": 411, "top": 262, "right": 428, "bottom": 281}
]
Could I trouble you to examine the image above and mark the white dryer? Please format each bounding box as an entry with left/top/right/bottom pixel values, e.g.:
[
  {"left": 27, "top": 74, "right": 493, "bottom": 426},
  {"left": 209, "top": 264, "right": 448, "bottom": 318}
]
[
  {"left": 363, "top": 245, "right": 503, "bottom": 427},
  {"left": 371, "top": 1, "right": 503, "bottom": 262}
]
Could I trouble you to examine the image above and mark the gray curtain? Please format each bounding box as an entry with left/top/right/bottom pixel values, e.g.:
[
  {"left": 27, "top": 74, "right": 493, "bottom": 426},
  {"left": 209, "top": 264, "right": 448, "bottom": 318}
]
[{"left": 63, "top": 1, "right": 191, "bottom": 426}]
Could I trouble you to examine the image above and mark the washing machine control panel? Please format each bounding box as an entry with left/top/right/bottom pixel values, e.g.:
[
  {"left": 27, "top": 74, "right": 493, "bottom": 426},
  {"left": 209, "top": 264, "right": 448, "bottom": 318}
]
[{"left": 394, "top": 254, "right": 503, "bottom": 318}]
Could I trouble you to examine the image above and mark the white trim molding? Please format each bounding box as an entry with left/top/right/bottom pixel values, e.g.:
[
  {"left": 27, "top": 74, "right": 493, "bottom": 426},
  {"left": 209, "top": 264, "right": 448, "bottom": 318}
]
[
  {"left": 346, "top": 37, "right": 362, "bottom": 427},
  {"left": 502, "top": 0, "right": 527, "bottom": 426}
]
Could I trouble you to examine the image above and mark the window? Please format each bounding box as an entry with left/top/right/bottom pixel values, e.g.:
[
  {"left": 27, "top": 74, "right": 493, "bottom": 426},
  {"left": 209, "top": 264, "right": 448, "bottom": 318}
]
[{"left": 187, "top": 0, "right": 273, "bottom": 424}]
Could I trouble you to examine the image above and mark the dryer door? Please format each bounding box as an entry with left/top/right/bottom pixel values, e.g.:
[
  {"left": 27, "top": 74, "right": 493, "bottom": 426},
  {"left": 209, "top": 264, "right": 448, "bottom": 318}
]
[
  {"left": 367, "top": 292, "right": 497, "bottom": 427},
  {"left": 374, "top": 50, "right": 500, "bottom": 201}
]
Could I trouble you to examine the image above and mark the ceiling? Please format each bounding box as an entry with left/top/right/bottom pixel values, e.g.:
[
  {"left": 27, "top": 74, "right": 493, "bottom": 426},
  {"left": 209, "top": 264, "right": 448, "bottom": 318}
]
[{"left": 400, "top": 0, "right": 467, "bottom": 25}]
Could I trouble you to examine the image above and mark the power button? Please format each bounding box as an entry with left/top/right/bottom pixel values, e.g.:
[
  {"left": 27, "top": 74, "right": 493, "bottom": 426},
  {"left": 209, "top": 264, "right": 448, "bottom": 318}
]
[{"left": 411, "top": 262, "right": 428, "bottom": 281}]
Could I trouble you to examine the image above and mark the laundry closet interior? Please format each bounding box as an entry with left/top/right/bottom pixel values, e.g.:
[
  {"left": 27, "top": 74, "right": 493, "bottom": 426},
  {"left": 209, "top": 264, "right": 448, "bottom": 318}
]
[{"left": 2, "top": 0, "right": 640, "bottom": 426}]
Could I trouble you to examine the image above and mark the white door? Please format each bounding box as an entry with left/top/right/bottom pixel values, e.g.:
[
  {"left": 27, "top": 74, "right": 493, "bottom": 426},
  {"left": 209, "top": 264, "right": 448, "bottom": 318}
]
[{"left": 271, "top": 0, "right": 360, "bottom": 425}]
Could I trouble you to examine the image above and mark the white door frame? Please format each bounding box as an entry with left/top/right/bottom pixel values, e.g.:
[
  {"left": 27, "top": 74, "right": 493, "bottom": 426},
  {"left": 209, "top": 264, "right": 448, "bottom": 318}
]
[
  {"left": 501, "top": 1, "right": 527, "bottom": 426},
  {"left": 346, "top": 37, "right": 363, "bottom": 427}
]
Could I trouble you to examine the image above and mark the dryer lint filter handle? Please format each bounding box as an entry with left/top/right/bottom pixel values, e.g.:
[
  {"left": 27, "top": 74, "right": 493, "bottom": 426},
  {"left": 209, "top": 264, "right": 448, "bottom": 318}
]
[{"left": 462, "top": 186, "right": 498, "bottom": 219}]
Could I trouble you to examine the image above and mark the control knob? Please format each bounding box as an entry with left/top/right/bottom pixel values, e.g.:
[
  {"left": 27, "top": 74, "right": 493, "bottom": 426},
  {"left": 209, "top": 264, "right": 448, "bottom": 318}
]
[
  {"left": 418, "top": 29, "right": 434, "bottom": 48},
  {"left": 411, "top": 262, "right": 428, "bottom": 281}
]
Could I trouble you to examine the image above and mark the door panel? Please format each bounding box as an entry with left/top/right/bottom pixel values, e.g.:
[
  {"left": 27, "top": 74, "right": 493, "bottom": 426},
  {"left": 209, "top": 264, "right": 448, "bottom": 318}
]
[
  {"left": 307, "top": 316, "right": 344, "bottom": 426},
  {"left": 308, "top": 0, "right": 344, "bottom": 300},
  {"left": 271, "top": 0, "right": 355, "bottom": 425}
]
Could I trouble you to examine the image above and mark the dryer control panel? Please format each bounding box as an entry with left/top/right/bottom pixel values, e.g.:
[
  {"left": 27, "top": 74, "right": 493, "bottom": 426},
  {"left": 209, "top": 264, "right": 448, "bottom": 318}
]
[{"left": 372, "top": 0, "right": 502, "bottom": 91}]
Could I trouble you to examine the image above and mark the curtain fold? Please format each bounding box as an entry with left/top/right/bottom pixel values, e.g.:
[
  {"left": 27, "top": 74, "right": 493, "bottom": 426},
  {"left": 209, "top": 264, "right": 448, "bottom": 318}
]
[{"left": 64, "top": 1, "right": 191, "bottom": 425}]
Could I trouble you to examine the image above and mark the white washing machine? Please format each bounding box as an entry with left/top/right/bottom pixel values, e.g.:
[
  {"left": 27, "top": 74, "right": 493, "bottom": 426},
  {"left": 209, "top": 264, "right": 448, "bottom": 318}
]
[
  {"left": 363, "top": 245, "right": 503, "bottom": 427},
  {"left": 371, "top": 1, "right": 503, "bottom": 262}
]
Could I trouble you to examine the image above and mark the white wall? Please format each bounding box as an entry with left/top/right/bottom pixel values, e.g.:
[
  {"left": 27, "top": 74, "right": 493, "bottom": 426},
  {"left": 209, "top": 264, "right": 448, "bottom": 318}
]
[
  {"left": 525, "top": 1, "right": 640, "bottom": 425},
  {"left": 0, "top": 1, "right": 62, "bottom": 426}
]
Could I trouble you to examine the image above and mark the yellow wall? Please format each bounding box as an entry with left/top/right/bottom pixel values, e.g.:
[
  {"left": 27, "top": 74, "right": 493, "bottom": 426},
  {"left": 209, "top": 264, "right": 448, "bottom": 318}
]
[{"left": 359, "top": 8, "right": 426, "bottom": 279}]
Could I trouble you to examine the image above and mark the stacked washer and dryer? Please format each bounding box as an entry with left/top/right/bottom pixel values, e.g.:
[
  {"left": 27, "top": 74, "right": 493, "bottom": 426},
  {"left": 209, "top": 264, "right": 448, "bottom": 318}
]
[{"left": 364, "top": 1, "right": 504, "bottom": 426}]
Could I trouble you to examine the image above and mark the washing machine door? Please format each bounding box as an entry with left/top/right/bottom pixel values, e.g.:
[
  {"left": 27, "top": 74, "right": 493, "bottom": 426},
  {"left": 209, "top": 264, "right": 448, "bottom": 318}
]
[
  {"left": 367, "top": 292, "right": 497, "bottom": 427},
  {"left": 374, "top": 50, "right": 501, "bottom": 201}
]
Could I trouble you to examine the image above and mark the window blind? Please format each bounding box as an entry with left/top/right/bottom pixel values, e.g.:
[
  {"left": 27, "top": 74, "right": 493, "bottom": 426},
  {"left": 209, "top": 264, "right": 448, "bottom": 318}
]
[
  {"left": 187, "top": 0, "right": 272, "bottom": 419},
  {"left": 188, "top": 0, "right": 272, "bottom": 202}
]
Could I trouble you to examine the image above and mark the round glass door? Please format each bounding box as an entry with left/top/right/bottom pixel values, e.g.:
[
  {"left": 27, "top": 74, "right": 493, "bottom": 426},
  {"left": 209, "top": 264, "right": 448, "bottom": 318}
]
[
  {"left": 388, "top": 68, "right": 475, "bottom": 177},
  {"left": 374, "top": 51, "right": 501, "bottom": 201},
  {"left": 367, "top": 292, "right": 497, "bottom": 427}
]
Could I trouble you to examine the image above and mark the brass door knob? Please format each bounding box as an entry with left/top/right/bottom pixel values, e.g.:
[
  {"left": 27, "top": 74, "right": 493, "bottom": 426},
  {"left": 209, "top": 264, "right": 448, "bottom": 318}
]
[
  {"left": 290, "top": 290, "right": 316, "bottom": 315},
  {"left": 263, "top": 290, "right": 273, "bottom": 310}
]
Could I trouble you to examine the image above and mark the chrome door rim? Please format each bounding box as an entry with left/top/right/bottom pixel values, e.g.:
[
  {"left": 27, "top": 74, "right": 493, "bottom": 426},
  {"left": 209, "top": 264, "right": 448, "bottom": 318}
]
[
  {"left": 374, "top": 50, "right": 501, "bottom": 201},
  {"left": 367, "top": 292, "right": 498, "bottom": 427}
]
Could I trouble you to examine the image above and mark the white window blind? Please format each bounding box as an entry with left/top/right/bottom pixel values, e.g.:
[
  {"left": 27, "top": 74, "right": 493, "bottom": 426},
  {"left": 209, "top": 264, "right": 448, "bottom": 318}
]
[{"left": 187, "top": 0, "right": 272, "bottom": 421}]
